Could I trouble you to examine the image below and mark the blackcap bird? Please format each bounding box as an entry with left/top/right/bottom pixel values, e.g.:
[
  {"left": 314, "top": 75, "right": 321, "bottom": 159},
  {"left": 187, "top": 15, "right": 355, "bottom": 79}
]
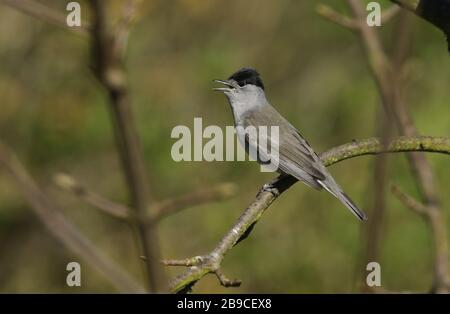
[{"left": 214, "top": 67, "right": 367, "bottom": 221}]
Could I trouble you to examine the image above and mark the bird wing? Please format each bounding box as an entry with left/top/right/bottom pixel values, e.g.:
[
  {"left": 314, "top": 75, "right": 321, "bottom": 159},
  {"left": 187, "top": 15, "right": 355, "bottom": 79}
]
[{"left": 242, "top": 106, "right": 326, "bottom": 189}]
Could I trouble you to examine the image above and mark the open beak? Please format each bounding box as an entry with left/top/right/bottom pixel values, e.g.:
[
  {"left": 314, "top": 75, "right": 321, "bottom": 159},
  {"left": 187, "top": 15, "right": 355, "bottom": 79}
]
[{"left": 213, "top": 79, "right": 235, "bottom": 92}]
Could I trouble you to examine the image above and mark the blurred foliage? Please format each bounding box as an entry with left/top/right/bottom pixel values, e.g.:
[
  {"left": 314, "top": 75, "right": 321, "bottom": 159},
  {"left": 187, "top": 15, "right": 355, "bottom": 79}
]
[{"left": 0, "top": 0, "right": 449, "bottom": 292}]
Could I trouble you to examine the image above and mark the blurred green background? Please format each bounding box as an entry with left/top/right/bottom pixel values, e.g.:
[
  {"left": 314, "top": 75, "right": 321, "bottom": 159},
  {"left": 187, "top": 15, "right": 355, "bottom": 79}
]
[{"left": 0, "top": 0, "right": 449, "bottom": 293}]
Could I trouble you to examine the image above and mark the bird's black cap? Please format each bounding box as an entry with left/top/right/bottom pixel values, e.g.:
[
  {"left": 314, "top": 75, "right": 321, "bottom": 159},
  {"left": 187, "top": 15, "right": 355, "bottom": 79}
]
[{"left": 228, "top": 68, "right": 265, "bottom": 90}]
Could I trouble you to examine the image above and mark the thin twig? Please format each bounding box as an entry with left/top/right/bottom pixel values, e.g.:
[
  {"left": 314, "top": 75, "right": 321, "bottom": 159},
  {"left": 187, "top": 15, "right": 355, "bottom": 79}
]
[
  {"left": 53, "top": 173, "right": 131, "bottom": 219},
  {"left": 162, "top": 256, "right": 205, "bottom": 267},
  {"left": 151, "top": 183, "right": 237, "bottom": 221},
  {"left": 316, "top": 4, "right": 359, "bottom": 30},
  {"left": 0, "top": 0, "right": 90, "bottom": 35},
  {"left": 391, "top": 184, "right": 427, "bottom": 216},
  {"left": 381, "top": 5, "right": 402, "bottom": 24},
  {"left": 113, "top": 0, "right": 139, "bottom": 58},
  {"left": 215, "top": 270, "right": 242, "bottom": 288},
  {"left": 391, "top": 0, "right": 418, "bottom": 12}
]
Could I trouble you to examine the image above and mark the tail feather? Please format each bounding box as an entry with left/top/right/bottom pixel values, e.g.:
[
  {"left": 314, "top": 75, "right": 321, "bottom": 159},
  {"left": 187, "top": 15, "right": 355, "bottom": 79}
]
[
  {"left": 340, "top": 191, "right": 368, "bottom": 221},
  {"left": 318, "top": 180, "right": 368, "bottom": 221}
]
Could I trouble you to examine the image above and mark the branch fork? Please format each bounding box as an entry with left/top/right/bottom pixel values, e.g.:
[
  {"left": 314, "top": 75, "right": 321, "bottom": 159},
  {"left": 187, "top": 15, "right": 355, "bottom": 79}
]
[{"left": 163, "top": 253, "right": 241, "bottom": 292}]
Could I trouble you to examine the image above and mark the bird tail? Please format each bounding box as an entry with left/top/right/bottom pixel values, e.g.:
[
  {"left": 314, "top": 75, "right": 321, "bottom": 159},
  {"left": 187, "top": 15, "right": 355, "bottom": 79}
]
[{"left": 318, "top": 180, "right": 368, "bottom": 221}]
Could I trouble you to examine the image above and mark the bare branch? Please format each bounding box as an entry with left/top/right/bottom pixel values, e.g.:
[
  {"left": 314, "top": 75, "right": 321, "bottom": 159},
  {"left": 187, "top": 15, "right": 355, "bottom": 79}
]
[
  {"left": 391, "top": 184, "right": 428, "bottom": 216},
  {"left": 361, "top": 114, "right": 395, "bottom": 290},
  {"left": 391, "top": 0, "right": 418, "bottom": 12},
  {"left": 54, "top": 171, "right": 236, "bottom": 224},
  {"left": 0, "top": 141, "right": 144, "bottom": 292},
  {"left": 151, "top": 183, "right": 237, "bottom": 221},
  {"left": 320, "top": 136, "right": 450, "bottom": 164},
  {"left": 53, "top": 173, "right": 131, "bottom": 219},
  {"left": 164, "top": 135, "right": 450, "bottom": 293},
  {"left": 317, "top": 4, "right": 399, "bottom": 29},
  {"left": 382, "top": 5, "right": 402, "bottom": 24},
  {"left": 316, "top": 4, "right": 359, "bottom": 30},
  {"left": 0, "top": 0, "right": 90, "bottom": 35},
  {"left": 113, "top": 0, "right": 139, "bottom": 58},
  {"left": 215, "top": 270, "right": 241, "bottom": 288},
  {"left": 361, "top": 9, "right": 412, "bottom": 293},
  {"left": 89, "top": 0, "right": 166, "bottom": 292},
  {"left": 317, "top": 2, "right": 400, "bottom": 29}
]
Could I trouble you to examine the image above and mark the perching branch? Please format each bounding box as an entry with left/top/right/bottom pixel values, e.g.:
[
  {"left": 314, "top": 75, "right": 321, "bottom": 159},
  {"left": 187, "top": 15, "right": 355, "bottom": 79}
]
[
  {"left": 164, "top": 135, "right": 450, "bottom": 293},
  {"left": 0, "top": 141, "right": 144, "bottom": 293}
]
